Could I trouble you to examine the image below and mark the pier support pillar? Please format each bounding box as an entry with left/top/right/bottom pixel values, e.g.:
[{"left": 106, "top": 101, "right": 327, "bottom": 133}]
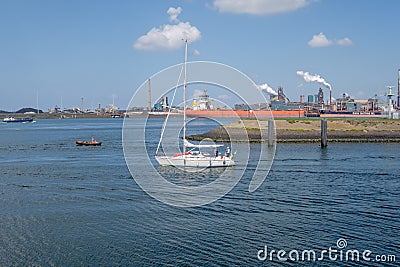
[
  {"left": 321, "top": 119, "right": 328, "bottom": 148},
  {"left": 268, "top": 119, "right": 275, "bottom": 147}
]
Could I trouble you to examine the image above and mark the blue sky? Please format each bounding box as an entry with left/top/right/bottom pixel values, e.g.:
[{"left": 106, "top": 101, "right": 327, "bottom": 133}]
[{"left": 1, "top": 0, "right": 399, "bottom": 111}]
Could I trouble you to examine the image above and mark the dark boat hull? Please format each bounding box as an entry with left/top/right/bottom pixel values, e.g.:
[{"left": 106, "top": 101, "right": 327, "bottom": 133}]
[{"left": 75, "top": 140, "right": 102, "bottom": 146}]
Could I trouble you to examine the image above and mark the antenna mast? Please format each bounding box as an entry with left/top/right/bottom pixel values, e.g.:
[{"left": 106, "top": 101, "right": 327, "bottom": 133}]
[{"left": 183, "top": 39, "right": 188, "bottom": 166}]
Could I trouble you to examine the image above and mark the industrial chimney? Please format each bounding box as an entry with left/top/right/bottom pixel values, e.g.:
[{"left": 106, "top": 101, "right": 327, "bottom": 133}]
[{"left": 317, "top": 88, "right": 324, "bottom": 105}]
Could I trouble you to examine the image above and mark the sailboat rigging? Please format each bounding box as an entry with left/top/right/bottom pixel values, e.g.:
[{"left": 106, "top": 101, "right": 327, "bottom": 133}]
[{"left": 155, "top": 40, "right": 235, "bottom": 168}]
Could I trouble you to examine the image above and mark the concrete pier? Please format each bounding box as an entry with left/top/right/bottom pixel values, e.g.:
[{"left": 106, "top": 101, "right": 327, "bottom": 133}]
[
  {"left": 321, "top": 119, "right": 328, "bottom": 147},
  {"left": 268, "top": 119, "right": 275, "bottom": 146}
]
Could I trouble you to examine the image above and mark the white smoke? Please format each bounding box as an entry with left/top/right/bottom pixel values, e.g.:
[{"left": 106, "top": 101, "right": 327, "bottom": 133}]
[
  {"left": 296, "top": 71, "right": 331, "bottom": 90},
  {"left": 257, "top": 83, "right": 278, "bottom": 96}
]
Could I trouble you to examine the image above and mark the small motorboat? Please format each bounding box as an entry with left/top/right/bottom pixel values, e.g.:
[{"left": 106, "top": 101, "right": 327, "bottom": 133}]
[
  {"left": 76, "top": 137, "right": 102, "bottom": 146},
  {"left": 3, "top": 116, "right": 34, "bottom": 123}
]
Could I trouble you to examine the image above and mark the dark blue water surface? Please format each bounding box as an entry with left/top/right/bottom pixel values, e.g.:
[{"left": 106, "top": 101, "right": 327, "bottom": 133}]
[{"left": 0, "top": 118, "right": 399, "bottom": 266}]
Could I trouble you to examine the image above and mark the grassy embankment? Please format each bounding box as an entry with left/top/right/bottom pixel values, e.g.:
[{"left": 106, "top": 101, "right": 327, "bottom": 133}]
[{"left": 188, "top": 118, "right": 400, "bottom": 143}]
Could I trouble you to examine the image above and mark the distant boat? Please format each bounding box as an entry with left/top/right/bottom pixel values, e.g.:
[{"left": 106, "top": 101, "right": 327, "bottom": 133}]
[
  {"left": 3, "top": 116, "right": 34, "bottom": 123},
  {"left": 76, "top": 138, "right": 102, "bottom": 146}
]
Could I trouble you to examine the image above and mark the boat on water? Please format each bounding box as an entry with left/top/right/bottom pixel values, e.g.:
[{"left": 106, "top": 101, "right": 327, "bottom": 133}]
[
  {"left": 185, "top": 109, "right": 305, "bottom": 118},
  {"left": 76, "top": 138, "right": 102, "bottom": 146},
  {"left": 3, "top": 116, "right": 34, "bottom": 123},
  {"left": 184, "top": 89, "right": 304, "bottom": 118},
  {"left": 126, "top": 109, "right": 304, "bottom": 118},
  {"left": 155, "top": 40, "right": 235, "bottom": 168},
  {"left": 156, "top": 139, "right": 234, "bottom": 168}
]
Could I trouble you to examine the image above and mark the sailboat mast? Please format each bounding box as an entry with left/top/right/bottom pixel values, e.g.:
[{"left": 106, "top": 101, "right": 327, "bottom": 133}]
[{"left": 183, "top": 40, "right": 188, "bottom": 163}]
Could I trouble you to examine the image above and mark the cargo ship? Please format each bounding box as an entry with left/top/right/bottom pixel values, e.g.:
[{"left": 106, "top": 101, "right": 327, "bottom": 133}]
[
  {"left": 186, "top": 109, "right": 305, "bottom": 118},
  {"left": 125, "top": 107, "right": 305, "bottom": 118},
  {"left": 186, "top": 90, "right": 304, "bottom": 118},
  {"left": 127, "top": 85, "right": 394, "bottom": 119}
]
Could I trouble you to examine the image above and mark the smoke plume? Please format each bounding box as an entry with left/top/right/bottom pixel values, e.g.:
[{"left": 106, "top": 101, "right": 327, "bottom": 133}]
[
  {"left": 257, "top": 83, "right": 278, "bottom": 96},
  {"left": 296, "top": 71, "right": 331, "bottom": 90}
]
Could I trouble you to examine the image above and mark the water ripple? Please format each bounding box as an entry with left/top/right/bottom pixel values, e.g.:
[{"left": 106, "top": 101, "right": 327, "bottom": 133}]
[{"left": 0, "top": 120, "right": 399, "bottom": 266}]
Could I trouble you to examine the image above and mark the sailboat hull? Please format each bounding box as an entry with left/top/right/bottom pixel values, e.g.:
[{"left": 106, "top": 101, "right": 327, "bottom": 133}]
[{"left": 155, "top": 154, "right": 235, "bottom": 168}]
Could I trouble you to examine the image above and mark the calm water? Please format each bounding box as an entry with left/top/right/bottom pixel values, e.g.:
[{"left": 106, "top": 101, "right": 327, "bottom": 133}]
[{"left": 0, "top": 118, "right": 399, "bottom": 266}]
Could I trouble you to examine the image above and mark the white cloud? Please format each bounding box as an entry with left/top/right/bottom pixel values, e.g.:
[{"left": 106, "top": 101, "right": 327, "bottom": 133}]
[
  {"left": 308, "top": 32, "right": 334, "bottom": 47},
  {"left": 134, "top": 7, "right": 201, "bottom": 51},
  {"left": 337, "top": 37, "right": 353, "bottom": 46},
  {"left": 308, "top": 32, "right": 353, "bottom": 48},
  {"left": 167, "top": 7, "right": 182, "bottom": 22},
  {"left": 212, "top": 0, "right": 311, "bottom": 15}
]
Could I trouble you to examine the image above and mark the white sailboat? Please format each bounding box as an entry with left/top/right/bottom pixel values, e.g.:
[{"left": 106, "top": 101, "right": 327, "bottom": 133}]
[{"left": 155, "top": 40, "right": 235, "bottom": 168}]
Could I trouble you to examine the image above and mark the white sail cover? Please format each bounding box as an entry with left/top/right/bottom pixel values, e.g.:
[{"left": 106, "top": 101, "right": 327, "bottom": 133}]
[{"left": 184, "top": 139, "right": 223, "bottom": 149}]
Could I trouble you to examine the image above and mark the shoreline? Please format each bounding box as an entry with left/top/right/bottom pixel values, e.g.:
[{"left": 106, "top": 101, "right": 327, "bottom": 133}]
[
  {"left": 2, "top": 114, "right": 400, "bottom": 143},
  {"left": 188, "top": 118, "right": 400, "bottom": 143},
  {"left": 0, "top": 113, "right": 122, "bottom": 119}
]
